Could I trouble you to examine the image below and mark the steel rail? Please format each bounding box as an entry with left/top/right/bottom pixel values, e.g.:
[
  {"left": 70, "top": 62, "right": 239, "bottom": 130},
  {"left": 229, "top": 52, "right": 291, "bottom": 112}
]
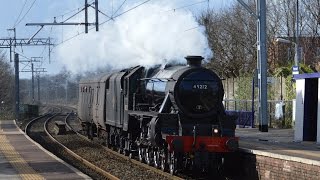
[
  {"left": 65, "top": 113, "right": 183, "bottom": 180},
  {"left": 47, "top": 112, "right": 119, "bottom": 180},
  {"left": 24, "top": 106, "right": 61, "bottom": 134}
]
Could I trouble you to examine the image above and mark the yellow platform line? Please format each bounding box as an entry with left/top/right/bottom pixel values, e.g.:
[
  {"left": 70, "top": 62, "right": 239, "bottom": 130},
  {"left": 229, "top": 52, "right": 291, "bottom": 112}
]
[{"left": 0, "top": 135, "right": 44, "bottom": 180}]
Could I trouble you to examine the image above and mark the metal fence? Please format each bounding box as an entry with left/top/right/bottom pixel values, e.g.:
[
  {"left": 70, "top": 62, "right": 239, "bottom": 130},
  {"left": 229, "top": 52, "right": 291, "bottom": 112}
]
[{"left": 224, "top": 99, "right": 293, "bottom": 128}]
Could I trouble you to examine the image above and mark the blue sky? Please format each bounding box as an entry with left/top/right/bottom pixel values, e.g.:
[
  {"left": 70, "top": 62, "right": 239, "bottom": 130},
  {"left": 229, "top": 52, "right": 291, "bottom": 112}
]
[{"left": 0, "top": 0, "right": 234, "bottom": 78}]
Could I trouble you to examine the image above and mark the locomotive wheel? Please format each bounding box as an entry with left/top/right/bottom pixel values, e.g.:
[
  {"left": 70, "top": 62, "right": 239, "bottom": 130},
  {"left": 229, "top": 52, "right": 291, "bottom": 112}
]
[
  {"left": 138, "top": 147, "right": 144, "bottom": 162},
  {"left": 122, "top": 149, "right": 128, "bottom": 156},
  {"left": 88, "top": 124, "right": 93, "bottom": 140},
  {"left": 118, "top": 149, "right": 122, "bottom": 154},
  {"left": 153, "top": 150, "right": 160, "bottom": 168},
  {"left": 160, "top": 149, "right": 167, "bottom": 172},
  {"left": 146, "top": 148, "right": 153, "bottom": 165},
  {"left": 105, "top": 132, "right": 110, "bottom": 148},
  {"left": 169, "top": 152, "right": 177, "bottom": 175},
  {"left": 184, "top": 157, "right": 192, "bottom": 172}
]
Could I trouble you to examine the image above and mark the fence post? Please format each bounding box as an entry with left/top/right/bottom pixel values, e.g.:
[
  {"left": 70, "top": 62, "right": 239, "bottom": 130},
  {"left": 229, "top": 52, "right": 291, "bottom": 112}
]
[
  {"left": 251, "top": 77, "right": 255, "bottom": 128},
  {"left": 269, "top": 102, "right": 272, "bottom": 127},
  {"left": 235, "top": 100, "right": 237, "bottom": 111},
  {"left": 245, "top": 101, "right": 248, "bottom": 111}
]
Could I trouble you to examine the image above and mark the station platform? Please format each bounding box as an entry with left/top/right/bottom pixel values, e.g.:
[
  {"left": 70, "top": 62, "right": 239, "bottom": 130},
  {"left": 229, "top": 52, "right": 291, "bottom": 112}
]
[
  {"left": 0, "top": 120, "right": 91, "bottom": 180},
  {"left": 236, "top": 128, "right": 320, "bottom": 164}
]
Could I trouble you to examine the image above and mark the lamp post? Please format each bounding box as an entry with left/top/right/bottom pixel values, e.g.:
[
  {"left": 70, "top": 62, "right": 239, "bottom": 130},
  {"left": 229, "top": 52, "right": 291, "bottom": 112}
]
[
  {"left": 295, "top": 0, "right": 299, "bottom": 68},
  {"left": 276, "top": 0, "right": 299, "bottom": 68},
  {"left": 276, "top": 38, "right": 299, "bottom": 74}
]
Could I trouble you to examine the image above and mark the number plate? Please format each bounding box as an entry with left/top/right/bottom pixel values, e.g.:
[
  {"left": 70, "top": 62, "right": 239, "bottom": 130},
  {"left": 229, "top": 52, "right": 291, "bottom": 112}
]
[{"left": 192, "top": 84, "right": 208, "bottom": 90}]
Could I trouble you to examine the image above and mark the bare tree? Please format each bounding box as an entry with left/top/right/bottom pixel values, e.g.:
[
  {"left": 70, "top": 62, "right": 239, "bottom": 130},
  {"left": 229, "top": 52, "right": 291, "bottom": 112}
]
[
  {"left": 0, "top": 51, "right": 14, "bottom": 118},
  {"left": 198, "top": 2, "right": 257, "bottom": 77},
  {"left": 267, "top": 0, "right": 320, "bottom": 69},
  {"left": 200, "top": 0, "right": 320, "bottom": 74}
]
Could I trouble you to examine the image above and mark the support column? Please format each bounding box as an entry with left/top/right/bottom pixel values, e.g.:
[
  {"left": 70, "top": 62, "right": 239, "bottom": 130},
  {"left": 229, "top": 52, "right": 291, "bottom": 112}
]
[
  {"left": 95, "top": 0, "right": 99, "bottom": 31},
  {"left": 85, "top": 0, "right": 88, "bottom": 33},
  {"left": 258, "top": 0, "right": 268, "bottom": 132},
  {"left": 317, "top": 78, "right": 320, "bottom": 144},
  {"left": 37, "top": 75, "right": 40, "bottom": 102},
  {"left": 32, "top": 63, "right": 34, "bottom": 103},
  {"left": 14, "top": 53, "right": 20, "bottom": 120}
]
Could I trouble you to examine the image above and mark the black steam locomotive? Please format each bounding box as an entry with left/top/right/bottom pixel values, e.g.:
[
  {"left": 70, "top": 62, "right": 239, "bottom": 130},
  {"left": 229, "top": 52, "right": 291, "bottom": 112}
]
[{"left": 78, "top": 56, "right": 238, "bottom": 175}]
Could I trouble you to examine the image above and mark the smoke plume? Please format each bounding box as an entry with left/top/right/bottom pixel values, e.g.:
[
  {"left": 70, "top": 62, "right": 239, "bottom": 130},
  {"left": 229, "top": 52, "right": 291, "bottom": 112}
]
[{"left": 56, "top": 1, "right": 212, "bottom": 73}]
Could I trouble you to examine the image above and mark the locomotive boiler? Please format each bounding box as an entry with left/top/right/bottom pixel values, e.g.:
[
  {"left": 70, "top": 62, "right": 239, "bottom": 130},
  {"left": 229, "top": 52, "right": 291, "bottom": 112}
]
[{"left": 78, "top": 56, "right": 238, "bottom": 175}]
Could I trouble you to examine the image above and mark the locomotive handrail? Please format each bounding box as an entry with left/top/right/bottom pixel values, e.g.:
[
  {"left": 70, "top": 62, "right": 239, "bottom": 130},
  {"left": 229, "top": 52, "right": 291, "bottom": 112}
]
[{"left": 140, "top": 78, "right": 176, "bottom": 82}]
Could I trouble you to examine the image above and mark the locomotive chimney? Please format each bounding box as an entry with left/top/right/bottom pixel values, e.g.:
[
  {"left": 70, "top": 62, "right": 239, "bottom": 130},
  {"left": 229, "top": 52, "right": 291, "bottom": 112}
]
[{"left": 185, "top": 56, "right": 204, "bottom": 67}]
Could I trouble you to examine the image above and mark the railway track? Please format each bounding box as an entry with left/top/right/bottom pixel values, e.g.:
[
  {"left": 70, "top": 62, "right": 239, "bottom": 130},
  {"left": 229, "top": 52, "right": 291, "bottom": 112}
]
[
  {"left": 65, "top": 113, "right": 184, "bottom": 180},
  {"left": 64, "top": 111, "right": 233, "bottom": 180},
  {"left": 24, "top": 108, "right": 110, "bottom": 179},
  {"left": 23, "top": 105, "right": 233, "bottom": 179},
  {"left": 25, "top": 106, "right": 175, "bottom": 179}
]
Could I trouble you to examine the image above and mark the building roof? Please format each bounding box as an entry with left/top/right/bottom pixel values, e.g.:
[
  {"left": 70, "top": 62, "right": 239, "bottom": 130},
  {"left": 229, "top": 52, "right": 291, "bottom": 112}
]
[{"left": 293, "top": 72, "right": 320, "bottom": 79}]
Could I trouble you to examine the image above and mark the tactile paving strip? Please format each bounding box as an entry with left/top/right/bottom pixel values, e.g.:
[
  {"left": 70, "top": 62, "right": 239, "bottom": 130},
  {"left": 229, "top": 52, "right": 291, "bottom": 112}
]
[{"left": 0, "top": 135, "right": 44, "bottom": 180}]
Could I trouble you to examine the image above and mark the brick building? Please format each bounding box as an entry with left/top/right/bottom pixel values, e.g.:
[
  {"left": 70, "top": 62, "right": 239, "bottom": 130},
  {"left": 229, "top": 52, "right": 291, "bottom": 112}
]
[{"left": 269, "top": 36, "right": 320, "bottom": 71}]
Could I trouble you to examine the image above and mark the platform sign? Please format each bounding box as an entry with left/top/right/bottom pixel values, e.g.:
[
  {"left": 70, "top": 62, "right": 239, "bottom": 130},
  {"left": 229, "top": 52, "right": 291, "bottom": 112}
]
[
  {"left": 292, "top": 66, "right": 299, "bottom": 75},
  {"left": 267, "top": 77, "right": 275, "bottom": 84}
]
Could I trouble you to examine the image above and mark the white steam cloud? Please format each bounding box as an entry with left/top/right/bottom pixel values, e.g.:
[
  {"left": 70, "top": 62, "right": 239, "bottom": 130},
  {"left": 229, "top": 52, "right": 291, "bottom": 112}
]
[{"left": 56, "top": 1, "right": 212, "bottom": 73}]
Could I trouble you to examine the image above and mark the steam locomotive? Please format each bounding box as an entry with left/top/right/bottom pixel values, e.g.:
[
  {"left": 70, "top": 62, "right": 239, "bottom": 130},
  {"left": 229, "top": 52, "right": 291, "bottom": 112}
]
[{"left": 78, "top": 56, "right": 238, "bottom": 175}]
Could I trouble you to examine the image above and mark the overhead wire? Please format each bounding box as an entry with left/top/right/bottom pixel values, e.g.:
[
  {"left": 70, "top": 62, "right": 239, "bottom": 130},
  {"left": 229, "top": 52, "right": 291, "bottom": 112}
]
[
  {"left": 184, "top": 26, "right": 201, "bottom": 32},
  {"left": 15, "top": 50, "right": 30, "bottom": 60},
  {"left": 112, "top": 0, "right": 114, "bottom": 16},
  {"left": 61, "top": 1, "right": 96, "bottom": 23},
  {"left": 161, "top": 0, "right": 207, "bottom": 13},
  {"left": 14, "top": 49, "right": 33, "bottom": 70},
  {"left": 53, "top": 0, "right": 152, "bottom": 48},
  {"left": 88, "top": 4, "right": 112, "bottom": 19},
  {"left": 51, "top": 0, "right": 207, "bottom": 54},
  {"left": 113, "top": 0, "right": 151, "bottom": 19},
  {"left": 62, "top": 7, "right": 86, "bottom": 23},
  {"left": 39, "top": 26, "right": 53, "bottom": 57},
  {"left": 112, "top": 0, "right": 127, "bottom": 17},
  {"left": 54, "top": 1, "right": 94, "bottom": 19},
  {"left": 13, "top": 0, "right": 29, "bottom": 27},
  {"left": 53, "top": 0, "right": 206, "bottom": 49},
  {"left": 18, "top": 0, "right": 210, "bottom": 71},
  {"left": 18, "top": 0, "right": 204, "bottom": 61},
  {"left": 162, "top": 1, "right": 209, "bottom": 33},
  {"left": 12, "top": 1, "right": 96, "bottom": 69},
  {"left": 15, "top": 0, "right": 37, "bottom": 27}
]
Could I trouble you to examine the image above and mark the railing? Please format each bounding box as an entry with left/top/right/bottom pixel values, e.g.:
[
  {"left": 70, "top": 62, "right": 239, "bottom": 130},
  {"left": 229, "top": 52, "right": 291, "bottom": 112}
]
[
  {"left": 226, "top": 110, "right": 254, "bottom": 128},
  {"left": 224, "top": 99, "right": 293, "bottom": 128}
]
